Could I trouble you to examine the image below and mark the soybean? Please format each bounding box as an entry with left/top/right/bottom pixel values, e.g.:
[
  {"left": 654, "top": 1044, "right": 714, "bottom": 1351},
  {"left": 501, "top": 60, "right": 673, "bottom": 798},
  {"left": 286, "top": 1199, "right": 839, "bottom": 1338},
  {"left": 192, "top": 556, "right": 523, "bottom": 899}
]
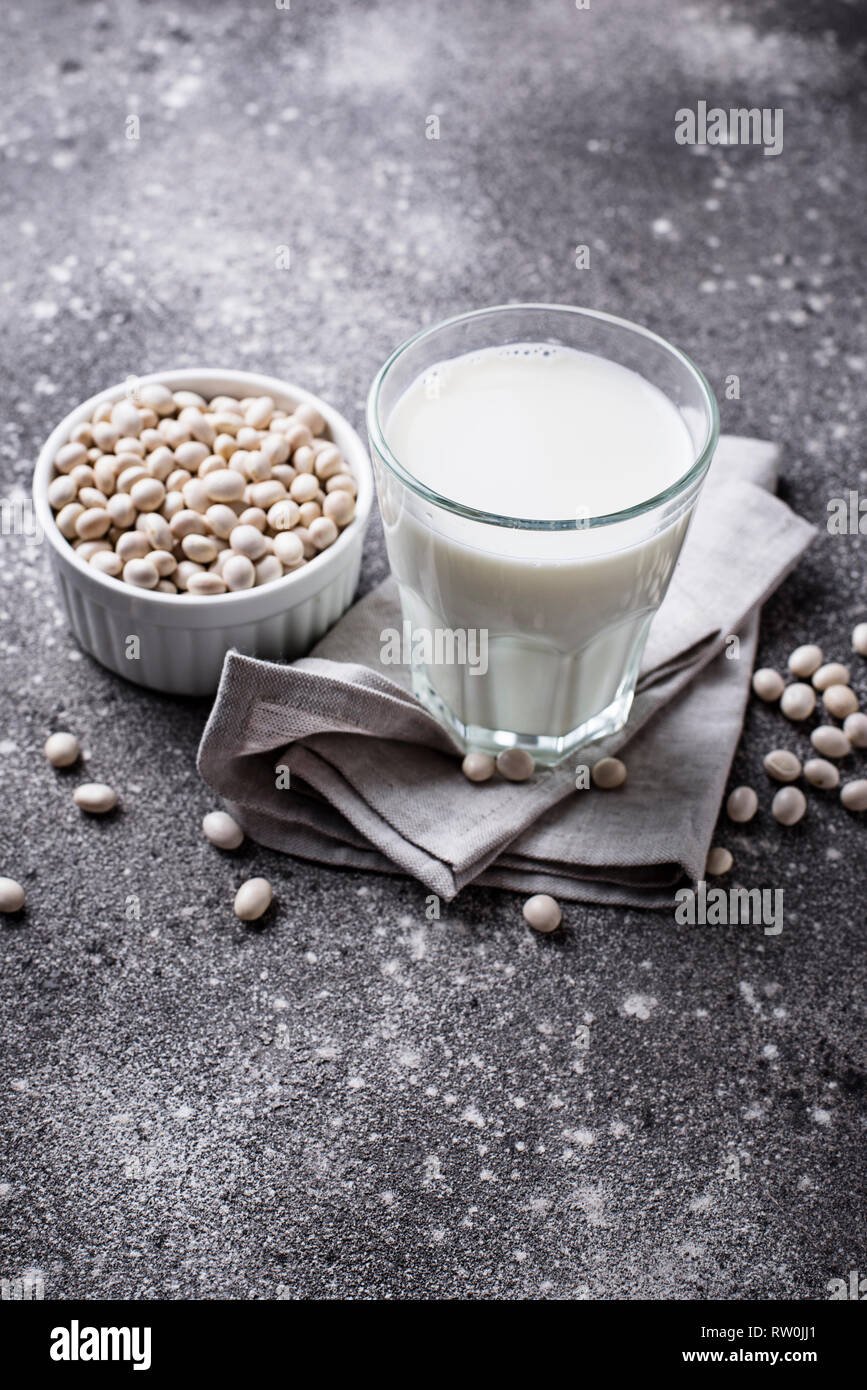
[
  {"left": 129, "top": 477, "right": 165, "bottom": 512},
  {"left": 314, "top": 445, "right": 343, "bottom": 480},
  {"left": 56, "top": 502, "right": 85, "bottom": 538},
  {"left": 138, "top": 382, "right": 175, "bottom": 416},
  {"left": 706, "top": 846, "right": 733, "bottom": 876},
  {"left": 170, "top": 509, "right": 207, "bottom": 540},
  {"left": 803, "top": 758, "right": 839, "bottom": 790},
  {"left": 812, "top": 662, "right": 850, "bottom": 691},
  {"left": 44, "top": 731, "right": 80, "bottom": 767},
  {"left": 254, "top": 554, "right": 283, "bottom": 587},
  {"left": 206, "top": 504, "right": 240, "bottom": 539},
  {"left": 137, "top": 513, "right": 173, "bottom": 550},
  {"left": 323, "top": 491, "right": 355, "bottom": 527},
  {"left": 496, "top": 748, "right": 536, "bottom": 782},
  {"left": 187, "top": 571, "right": 227, "bottom": 595},
  {"left": 73, "top": 782, "right": 118, "bottom": 814},
  {"left": 763, "top": 749, "right": 801, "bottom": 782},
  {"left": 522, "top": 894, "right": 562, "bottom": 933},
  {"left": 110, "top": 399, "right": 142, "bottom": 436},
  {"left": 75, "top": 507, "right": 112, "bottom": 541},
  {"left": 823, "top": 684, "right": 858, "bottom": 719},
  {"left": 204, "top": 469, "right": 245, "bottom": 503},
  {"left": 123, "top": 557, "right": 159, "bottom": 589},
  {"left": 48, "top": 475, "right": 78, "bottom": 509},
  {"left": 174, "top": 560, "right": 205, "bottom": 591},
  {"left": 591, "top": 756, "right": 627, "bottom": 789},
  {"left": 249, "top": 480, "right": 287, "bottom": 511},
  {"left": 107, "top": 493, "right": 137, "bottom": 528},
  {"left": 309, "top": 516, "right": 339, "bottom": 551},
  {"left": 272, "top": 532, "right": 304, "bottom": 569},
  {"left": 780, "top": 683, "right": 816, "bottom": 720},
  {"left": 77, "top": 541, "right": 111, "bottom": 561},
  {"left": 293, "top": 402, "right": 325, "bottom": 435},
  {"left": 788, "top": 644, "right": 823, "bottom": 678},
  {"left": 843, "top": 712, "right": 867, "bottom": 748},
  {"left": 182, "top": 533, "right": 218, "bottom": 564},
  {"left": 752, "top": 668, "right": 784, "bottom": 701},
  {"left": 234, "top": 876, "right": 273, "bottom": 921},
  {"left": 772, "top": 785, "right": 806, "bottom": 825},
  {"left": 149, "top": 550, "right": 176, "bottom": 578},
  {"left": 116, "top": 531, "right": 151, "bottom": 562},
  {"left": 726, "top": 786, "right": 758, "bottom": 823},
  {"left": 91, "top": 550, "right": 123, "bottom": 576},
  {"left": 203, "top": 810, "right": 245, "bottom": 849},
  {"left": 810, "top": 725, "right": 851, "bottom": 759},
  {"left": 841, "top": 779, "right": 867, "bottom": 812},
  {"left": 290, "top": 473, "right": 320, "bottom": 505},
  {"left": 326, "top": 472, "right": 358, "bottom": 497},
  {"left": 461, "top": 751, "right": 496, "bottom": 783},
  {"left": 223, "top": 553, "right": 257, "bottom": 590},
  {"left": 230, "top": 524, "right": 268, "bottom": 561},
  {"left": 0, "top": 877, "right": 25, "bottom": 913}
]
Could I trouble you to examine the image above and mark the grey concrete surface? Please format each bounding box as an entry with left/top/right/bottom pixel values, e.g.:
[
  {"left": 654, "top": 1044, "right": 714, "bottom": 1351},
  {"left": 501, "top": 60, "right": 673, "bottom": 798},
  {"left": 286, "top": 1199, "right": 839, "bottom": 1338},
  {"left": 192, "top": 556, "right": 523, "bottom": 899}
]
[{"left": 0, "top": 0, "right": 865, "bottom": 1300}]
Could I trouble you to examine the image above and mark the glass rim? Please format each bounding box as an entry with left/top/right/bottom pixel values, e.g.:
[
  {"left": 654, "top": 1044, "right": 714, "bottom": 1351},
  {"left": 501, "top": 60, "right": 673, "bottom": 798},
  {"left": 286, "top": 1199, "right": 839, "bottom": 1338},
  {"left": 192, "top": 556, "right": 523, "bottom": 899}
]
[{"left": 366, "top": 302, "right": 720, "bottom": 531}]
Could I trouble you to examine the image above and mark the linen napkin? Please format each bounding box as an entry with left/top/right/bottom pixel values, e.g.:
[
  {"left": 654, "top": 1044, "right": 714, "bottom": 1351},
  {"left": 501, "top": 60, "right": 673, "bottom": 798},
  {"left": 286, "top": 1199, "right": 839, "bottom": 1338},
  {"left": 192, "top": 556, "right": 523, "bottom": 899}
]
[{"left": 198, "top": 436, "right": 815, "bottom": 906}]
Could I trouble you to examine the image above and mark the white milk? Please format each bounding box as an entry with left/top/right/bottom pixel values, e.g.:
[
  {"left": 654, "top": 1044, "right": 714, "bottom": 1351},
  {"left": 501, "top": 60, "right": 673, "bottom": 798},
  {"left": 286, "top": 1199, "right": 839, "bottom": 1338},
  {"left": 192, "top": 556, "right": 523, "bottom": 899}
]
[
  {"left": 388, "top": 346, "right": 693, "bottom": 521},
  {"left": 380, "top": 345, "right": 697, "bottom": 755}
]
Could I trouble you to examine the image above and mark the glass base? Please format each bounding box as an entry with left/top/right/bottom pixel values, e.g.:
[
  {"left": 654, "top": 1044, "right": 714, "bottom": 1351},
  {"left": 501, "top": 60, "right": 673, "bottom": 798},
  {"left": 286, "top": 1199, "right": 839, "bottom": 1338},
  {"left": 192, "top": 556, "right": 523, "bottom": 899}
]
[{"left": 411, "top": 669, "right": 635, "bottom": 767}]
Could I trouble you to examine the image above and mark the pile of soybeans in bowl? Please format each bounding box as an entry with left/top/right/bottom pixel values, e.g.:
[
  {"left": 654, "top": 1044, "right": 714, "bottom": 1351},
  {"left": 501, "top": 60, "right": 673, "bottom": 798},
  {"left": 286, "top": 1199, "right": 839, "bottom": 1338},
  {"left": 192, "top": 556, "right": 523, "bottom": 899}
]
[{"left": 46, "top": 384, "right": 359, "bottom": 595}]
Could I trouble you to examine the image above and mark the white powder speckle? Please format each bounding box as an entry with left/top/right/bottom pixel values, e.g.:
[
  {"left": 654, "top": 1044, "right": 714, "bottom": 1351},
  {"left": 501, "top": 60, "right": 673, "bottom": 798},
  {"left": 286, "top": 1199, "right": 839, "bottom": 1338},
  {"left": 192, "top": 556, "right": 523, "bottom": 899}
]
[
  {"left": 570, "top": 1184, "right": 607, "bottom": 1224},
  {"left": 160, "top": 73, "right": 202, "bottom": 110},
  {"left": 622, "top": 993, "right": 657, "bottom": 1020}
]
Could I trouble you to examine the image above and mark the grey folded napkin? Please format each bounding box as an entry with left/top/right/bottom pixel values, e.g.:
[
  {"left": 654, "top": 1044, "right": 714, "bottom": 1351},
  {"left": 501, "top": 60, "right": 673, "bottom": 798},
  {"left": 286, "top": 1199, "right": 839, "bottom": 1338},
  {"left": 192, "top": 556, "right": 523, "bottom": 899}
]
[{"left": 198, "top": 436, "right": 815, "bottom": 906}]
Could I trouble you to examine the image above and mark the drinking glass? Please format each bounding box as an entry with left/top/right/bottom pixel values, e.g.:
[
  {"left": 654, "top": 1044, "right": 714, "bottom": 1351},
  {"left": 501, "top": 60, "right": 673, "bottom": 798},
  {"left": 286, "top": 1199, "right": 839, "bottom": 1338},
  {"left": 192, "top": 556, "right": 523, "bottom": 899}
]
[{"left": 366, "top": 304, "right": 719, "bottom": 764}]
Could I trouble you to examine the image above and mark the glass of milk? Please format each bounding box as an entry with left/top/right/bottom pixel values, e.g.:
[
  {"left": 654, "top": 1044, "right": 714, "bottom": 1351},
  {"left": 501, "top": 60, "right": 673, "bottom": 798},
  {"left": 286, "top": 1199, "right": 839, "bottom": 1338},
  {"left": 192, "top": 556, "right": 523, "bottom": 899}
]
[{"left": 367, "top": 305, "right": 719, "bottom": 764}]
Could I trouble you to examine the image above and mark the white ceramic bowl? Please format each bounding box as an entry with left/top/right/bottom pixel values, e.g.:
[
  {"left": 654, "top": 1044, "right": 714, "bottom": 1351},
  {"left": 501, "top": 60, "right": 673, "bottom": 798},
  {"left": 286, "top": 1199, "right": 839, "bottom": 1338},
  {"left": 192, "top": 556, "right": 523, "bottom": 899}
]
[{"left": 33, "top": 368, "right": 373, "bottom": 696}]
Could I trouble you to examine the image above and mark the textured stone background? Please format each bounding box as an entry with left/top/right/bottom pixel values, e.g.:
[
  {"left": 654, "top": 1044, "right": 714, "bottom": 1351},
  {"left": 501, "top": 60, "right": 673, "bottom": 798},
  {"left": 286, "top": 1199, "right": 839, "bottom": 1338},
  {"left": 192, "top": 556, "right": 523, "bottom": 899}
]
[{"left": 1, "top": 0, "right": 865, "bottom": 1300}]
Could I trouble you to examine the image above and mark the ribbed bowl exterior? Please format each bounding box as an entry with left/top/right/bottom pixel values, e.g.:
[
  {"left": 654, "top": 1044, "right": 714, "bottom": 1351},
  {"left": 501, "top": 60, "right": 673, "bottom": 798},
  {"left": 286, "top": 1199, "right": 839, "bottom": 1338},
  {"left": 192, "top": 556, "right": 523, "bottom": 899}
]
[
  {"left": 34, "top": 369, "right": 373, "bottom": 697},
  {"left": 49, "top": 539, "right": 363, "bottom": 696}
]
